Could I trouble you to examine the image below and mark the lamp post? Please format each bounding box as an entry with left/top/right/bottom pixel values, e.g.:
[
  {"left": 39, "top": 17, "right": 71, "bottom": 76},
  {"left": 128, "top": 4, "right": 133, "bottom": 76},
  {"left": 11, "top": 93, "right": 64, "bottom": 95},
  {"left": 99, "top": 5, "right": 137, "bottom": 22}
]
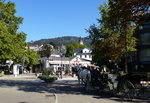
[
  {"left": 21, "top": 56, "right": 24, "bottom": 74},
  {"left": 69, "top": 56, "right": 71, "bottom": 76},
  {"left": 60, "top": 54, "right": 63, "bottom": 79},
  {"left": 124, "top": 29, "right": 128, "bottom": 73}
]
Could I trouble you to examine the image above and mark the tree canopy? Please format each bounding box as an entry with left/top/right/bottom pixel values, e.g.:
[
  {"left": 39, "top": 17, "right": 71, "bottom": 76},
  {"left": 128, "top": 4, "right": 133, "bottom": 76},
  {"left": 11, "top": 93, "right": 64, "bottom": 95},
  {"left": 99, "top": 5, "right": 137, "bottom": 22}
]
[
  {"left": 0, "top": 1, "right": 25, "bottom": 64},
  {"left": 87, "top": 1, "right": 141, "bottom": 68},
  {"left": 65, "top": 44, "right": 74, "bottom": 57},
  {"left": 38, "top": 44, "right": 52, "bottom": 58},
  {"left": 24, "top": 48, "right": 40, "bottom": 67},
  {"left": 65, "top": 42, "right": 86, "bottom": 57},
  {"left": 0, "top": 1, "right": 39, "bottom": 66},
  {"left": 109, "top": 0, "right": 150, "bottom": 26}
]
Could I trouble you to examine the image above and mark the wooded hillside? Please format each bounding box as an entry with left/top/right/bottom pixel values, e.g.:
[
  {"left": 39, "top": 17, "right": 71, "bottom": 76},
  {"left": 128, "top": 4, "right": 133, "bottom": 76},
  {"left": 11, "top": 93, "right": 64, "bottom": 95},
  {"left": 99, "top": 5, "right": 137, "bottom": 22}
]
[{"left": 28, "top": 36, "right": 91, "bottom": 47}]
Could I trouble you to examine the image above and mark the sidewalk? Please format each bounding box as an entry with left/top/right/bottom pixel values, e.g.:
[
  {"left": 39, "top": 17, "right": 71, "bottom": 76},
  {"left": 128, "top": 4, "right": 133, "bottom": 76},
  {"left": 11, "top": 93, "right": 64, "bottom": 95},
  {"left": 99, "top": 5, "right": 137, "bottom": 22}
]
[
  {"left": 0, "top": 73, "right": 38, "bottom": 80},
  {"left": 57, "top": 75, "right": 78, "bottom": 81}
]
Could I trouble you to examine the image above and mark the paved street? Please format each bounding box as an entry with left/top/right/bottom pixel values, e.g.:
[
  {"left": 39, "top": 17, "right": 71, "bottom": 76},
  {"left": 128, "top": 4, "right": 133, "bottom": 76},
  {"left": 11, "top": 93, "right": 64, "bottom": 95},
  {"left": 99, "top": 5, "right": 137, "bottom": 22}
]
[
  {"left": 0, "top": 75, "right": 55, "bottom": 103},
  {"left": 0, "top": 75, "right": 149, "bottom": 103},
  {"left": 48, "top": 77, "right": 149, "bottom": 103}
]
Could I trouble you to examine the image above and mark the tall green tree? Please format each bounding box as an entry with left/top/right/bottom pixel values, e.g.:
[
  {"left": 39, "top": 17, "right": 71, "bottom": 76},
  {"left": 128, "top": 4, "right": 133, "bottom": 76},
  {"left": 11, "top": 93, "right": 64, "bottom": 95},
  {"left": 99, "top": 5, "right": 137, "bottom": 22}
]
[
  {"left": 65, "top": 44, "right": 74, "bottom": 57},
  {"left": 108, "top": 0, "right": 150, "bottom": 53},
  {"left": 108, "top": 0, "right": 150, "bottom": 50},
  {"left": 109, "top": 0, "right": 150, "bottom": 26},
  {"left": 0, "top": 22, "right": 15, "bottom": 63},
  {"left": 24, "top": 48, "right": 40, "bottom": 67},
  {"left": 0, "top": 1, "right": 40, "bottom": 68},
  {"left": 65, "top": 42, "right": 86, "bottom": 57},
  {"left": 107, "top": 0, "right": 149, "bottom": 70},
  {"left": 38, "top": 44, "right": 52, "bottom": 57},
  {"left": 0, "top": 1, "right": 26, "bottom": 64},
  {"left": 88, "top": 2, "right": 137, "bottom": 67},
  {"left": 72, "top": 42, "right": 86, "bottom": 49}
]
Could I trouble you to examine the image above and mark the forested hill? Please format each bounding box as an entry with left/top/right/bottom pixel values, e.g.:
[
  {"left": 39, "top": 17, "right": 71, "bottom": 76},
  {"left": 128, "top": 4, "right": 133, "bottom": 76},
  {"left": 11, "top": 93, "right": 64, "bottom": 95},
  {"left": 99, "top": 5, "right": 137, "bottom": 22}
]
[{"left": 28, "top": 36, "right": 92, "bottom": 47}]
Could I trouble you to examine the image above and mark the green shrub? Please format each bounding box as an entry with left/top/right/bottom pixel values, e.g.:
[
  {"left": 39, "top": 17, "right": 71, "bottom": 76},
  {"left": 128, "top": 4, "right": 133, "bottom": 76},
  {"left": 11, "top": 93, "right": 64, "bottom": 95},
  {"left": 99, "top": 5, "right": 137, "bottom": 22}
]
[
  {"left": 38, "top": 75, "right": 57, "bottom": 82},
  {"left": 0, "top": 69, "right": 2, "bottom": 73},
  {"left": 0, "top": 73, "right": 4, "bottom": 77},
  {"left": 119, "top": 71, "right": 126, "bottom": 76},
  {"left": 147, "top": 72, "right": 150, "bottom": 80},
  {"left": 42, "top": 68, "right": 53, "bottom": 76}
]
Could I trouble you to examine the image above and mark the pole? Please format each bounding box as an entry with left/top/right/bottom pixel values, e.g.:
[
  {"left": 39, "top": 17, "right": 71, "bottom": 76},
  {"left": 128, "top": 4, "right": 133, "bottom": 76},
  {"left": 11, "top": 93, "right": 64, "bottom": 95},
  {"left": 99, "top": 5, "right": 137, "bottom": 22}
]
[
  {"left": 21, "top": 56, "right": 24, "bottom": 74},
  {"left": 61, "top": 55, "right": 63, "bottom": 79},
  {"left": 124, "top": 28, "right": 128, "bottom": 73}
]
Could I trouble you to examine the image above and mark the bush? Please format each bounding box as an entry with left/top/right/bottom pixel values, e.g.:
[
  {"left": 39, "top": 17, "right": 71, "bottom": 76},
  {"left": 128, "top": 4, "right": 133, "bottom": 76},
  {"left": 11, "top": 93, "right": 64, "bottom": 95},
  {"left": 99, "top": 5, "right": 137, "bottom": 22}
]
[
  {"left": 119, "top": 71, "right": 126, "bottom": 76},
  {"left": 0, "top": 73, "right": 4, "bottom": 77},
  {"left": 147, "top": 72, "right": 150, "bottom": 80},
  {"left": 38, "top": 75, "right": 57, "bottom": 82},
  {"left": 0, "top": 69, "right": 2, "bottom": 73},
  {"left": 42, "top": 68, "right": 53, "bottom": 76}
]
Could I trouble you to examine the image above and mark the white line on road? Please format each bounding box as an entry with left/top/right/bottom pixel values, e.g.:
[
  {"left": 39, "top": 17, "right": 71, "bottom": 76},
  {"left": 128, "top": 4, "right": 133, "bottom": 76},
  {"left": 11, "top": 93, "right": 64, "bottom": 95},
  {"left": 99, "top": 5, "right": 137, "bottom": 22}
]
[{"left": 53, "top": 93, "right": 58, "bottom": 103}]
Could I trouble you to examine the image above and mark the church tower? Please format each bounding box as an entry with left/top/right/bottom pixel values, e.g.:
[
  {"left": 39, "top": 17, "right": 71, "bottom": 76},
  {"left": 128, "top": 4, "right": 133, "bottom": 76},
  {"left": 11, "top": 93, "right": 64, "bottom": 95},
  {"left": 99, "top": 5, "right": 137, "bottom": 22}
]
[{"left": 79, "top": 37, "right": 83, "bottom": 45}]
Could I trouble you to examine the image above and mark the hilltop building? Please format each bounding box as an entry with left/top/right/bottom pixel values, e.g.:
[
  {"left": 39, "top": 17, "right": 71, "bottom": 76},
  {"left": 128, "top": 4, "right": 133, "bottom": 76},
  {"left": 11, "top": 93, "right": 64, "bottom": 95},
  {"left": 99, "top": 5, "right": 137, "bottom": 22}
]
[{"left": 28, "top": 45, "right": 43, "bottom": 52}]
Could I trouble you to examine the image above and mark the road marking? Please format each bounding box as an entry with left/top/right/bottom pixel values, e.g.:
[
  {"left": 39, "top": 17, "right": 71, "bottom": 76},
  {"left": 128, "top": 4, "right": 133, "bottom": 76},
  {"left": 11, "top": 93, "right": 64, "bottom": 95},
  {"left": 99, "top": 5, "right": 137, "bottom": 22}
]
[{"left": 53, "top": 93, "right": 58, "bottom": 103}]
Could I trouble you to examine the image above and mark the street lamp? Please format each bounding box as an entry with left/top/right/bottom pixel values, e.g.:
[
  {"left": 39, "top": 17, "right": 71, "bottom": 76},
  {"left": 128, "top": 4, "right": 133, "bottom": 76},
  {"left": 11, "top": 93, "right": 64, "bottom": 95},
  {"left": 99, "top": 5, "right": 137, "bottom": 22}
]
[
  {"left": 124, "top": 30, "right": 128, "bottom": 73},
  {"left": 21, "top": 56, "right": 24, "bottom": 74},
  {"left": 60, "top": 54, "right": 63, "bottom": 79}
]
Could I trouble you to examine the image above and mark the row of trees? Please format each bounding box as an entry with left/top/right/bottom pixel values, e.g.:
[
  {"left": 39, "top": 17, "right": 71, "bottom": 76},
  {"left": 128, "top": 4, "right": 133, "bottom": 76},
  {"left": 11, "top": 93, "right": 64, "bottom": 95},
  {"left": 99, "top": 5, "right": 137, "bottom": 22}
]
[
  {"left": 0, "top": 0, "right": 40, "bottom": 68},
  {"left": 88, "top": 0, "right": 150, "bottom": 70}
]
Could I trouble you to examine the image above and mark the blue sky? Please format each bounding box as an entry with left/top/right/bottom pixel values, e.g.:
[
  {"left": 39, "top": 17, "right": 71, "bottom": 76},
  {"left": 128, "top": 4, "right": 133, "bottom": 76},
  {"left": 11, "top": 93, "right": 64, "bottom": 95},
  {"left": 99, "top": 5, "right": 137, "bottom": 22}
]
[{"left": 11, "top": 0, "right": 105, "bottom": 42}]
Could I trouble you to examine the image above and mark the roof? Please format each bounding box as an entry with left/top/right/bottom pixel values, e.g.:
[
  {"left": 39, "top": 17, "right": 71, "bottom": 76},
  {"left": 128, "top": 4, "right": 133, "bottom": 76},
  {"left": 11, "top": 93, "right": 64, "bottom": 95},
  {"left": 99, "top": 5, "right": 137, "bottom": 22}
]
[
  {"left": 80, "top": 58, "right": 92, "bottom": 62},
  {"left": 49, "top": 56, "right": 69, "bottom": 61},
  {"left": 74, "top": 48, "right": 82, "bottom": 53},
  {"left": 74, "top": 48, "right": 91, "bottom": 53},
  {"left": 76, "top": 53, "right": 91, "bottom": 55},
  {"left": 48, "top": 56, "right": 91, "bottom": 62},
  {"left": 51, "top": 49, "right": 60, "bottom": 54}
]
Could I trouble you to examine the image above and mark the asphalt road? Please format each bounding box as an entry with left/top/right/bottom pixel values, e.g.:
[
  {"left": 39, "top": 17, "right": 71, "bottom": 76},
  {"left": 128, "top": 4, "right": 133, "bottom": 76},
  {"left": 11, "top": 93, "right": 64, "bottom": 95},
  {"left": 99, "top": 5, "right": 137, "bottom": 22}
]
[
  {"left": 0, "top": 75, "right": 149, "bottom": 103},
  {"left": 0, "top": 76, "right": 55, "bottom": 103},
  {"left": 48, "top": 78, "right": 149, "bottom": 103}
]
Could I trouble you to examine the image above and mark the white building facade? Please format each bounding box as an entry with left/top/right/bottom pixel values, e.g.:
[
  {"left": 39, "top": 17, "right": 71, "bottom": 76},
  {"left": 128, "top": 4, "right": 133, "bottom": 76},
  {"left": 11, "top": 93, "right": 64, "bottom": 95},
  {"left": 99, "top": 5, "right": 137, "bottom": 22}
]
[{"left": 74, "top": 48, "right": 92, "bottom": 61}]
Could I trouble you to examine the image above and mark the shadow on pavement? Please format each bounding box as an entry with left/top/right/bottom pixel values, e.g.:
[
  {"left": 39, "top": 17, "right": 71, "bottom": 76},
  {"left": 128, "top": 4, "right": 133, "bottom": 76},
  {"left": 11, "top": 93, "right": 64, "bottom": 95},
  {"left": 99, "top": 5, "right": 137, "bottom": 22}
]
[
  {"left": 0, "top": 79, "right": 85, "bottom": 94},
  {"left": 0, "top": 79, "right": 149, "bottom": 103}
]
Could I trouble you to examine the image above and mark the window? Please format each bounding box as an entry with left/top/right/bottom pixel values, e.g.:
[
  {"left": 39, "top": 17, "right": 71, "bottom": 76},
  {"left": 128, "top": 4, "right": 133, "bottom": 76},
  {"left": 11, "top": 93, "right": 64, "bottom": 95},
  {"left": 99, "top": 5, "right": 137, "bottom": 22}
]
[
  {"left": 85, "top": 55, "right": 87, "bottom": 58},
  {"left": 140, "top": 32, "right": 150, "bottom": 45},
  {"left": 139, "top": 49, "right": 150, "bottom": 62},
  {"left": 89, "top": 55, "right": 91, "bottom": 58},
  {"left": 144, "top": 24, "right": 150, "bottom": 29},
  {"left": 144, "top": 21, "right": 150, "bottom": 25}
]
